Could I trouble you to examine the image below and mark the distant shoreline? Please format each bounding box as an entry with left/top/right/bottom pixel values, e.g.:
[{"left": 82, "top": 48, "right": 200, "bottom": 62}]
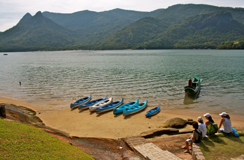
[{"left": 2, "top": 48, "right": 244, "bottom": 53}]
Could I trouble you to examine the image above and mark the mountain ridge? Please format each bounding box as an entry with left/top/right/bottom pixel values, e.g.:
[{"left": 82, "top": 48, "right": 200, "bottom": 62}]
[
  {"left": 0, "top": 11, "right": 78, "bottom": 51},
  {"left": 1, "top": 4, "right": 244, "bottom": 51}
]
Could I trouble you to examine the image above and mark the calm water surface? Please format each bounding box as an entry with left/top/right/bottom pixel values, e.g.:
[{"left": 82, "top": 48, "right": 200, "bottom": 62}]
[{"left": 1, "top": 50, "right": 244, "bottom": 115}]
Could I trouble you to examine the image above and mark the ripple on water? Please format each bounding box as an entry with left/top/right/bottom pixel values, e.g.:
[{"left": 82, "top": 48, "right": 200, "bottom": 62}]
[{"left": 0, "top": 50, "right": 244, "bottom": 115}]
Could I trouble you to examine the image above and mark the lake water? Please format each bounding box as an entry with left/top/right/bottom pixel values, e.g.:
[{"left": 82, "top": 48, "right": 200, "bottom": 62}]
[{"left": 1, "top": 50, "right": 244, "bottom": 115}]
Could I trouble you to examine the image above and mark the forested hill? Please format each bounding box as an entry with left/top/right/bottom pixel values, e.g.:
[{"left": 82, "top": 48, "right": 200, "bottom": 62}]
[
  {"left": 153, "top": 4, "right": 244, "bottom": 24},
  {"left": 144, "top": 11, "right": 244, "bottom": 49},
  {"left": 95, "top": 11, "right": 244, "bottom": 49},
  {"left": 1, "top": 4, "right": 244, "bottom": 51},
  {"left": 218, "top": 39, "right": 244, "bottom": 49},
  {"left": 0, "top": 12, "right": 78, "bottom": 51},
  {"left": 42, "top": 9, "right": 154, "bottom": 43}
]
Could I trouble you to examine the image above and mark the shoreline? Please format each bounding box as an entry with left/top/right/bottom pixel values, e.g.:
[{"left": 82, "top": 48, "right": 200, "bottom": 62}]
[{"left": 1, "top": 96, "right": 244, "bottom": 139}]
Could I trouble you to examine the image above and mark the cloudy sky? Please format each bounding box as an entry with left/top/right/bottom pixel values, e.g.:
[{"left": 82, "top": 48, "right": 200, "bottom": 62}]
[{"left": 1, "top": 0, "right": 244, "bottom": 32}]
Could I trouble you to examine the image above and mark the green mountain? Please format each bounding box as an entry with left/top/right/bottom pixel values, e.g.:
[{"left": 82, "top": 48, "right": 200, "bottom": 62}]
[
  {"left": 153, "top": 4, "right": 244, "bottom": 25},
  {"left": 100, "top": 11, "right": 244, "bottom": 49},
  {"left": 96, "top": 17, "right": 168, "bottom": 49},
  {"left": 1, "top": 4, "right": 244, "bottom": 51},
  {"left": 218, "top": 39, "right": 244, "bottom": 49},
  {"left": 42, "top": 9, "right": 153, "bottom": 44},
  {"left": 0, "top": 12, "right": 78, "bottom": 51},
  {"left": 144, "top": 11, "right": 244, "bottom": 49},
  {"left": 18, "top": 13, "right": 32, "bottom": 24}
]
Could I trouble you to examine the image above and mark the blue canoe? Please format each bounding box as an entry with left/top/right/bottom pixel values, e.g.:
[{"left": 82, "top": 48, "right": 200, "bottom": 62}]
[
  {"left": 70, "top": 95, "right": 91, "bottom": 110},
  {"left": 123, "top": 100, "right": 148, "bottom": 116},
  {"left": 96, "top": 98, "right": 123, "bottom": 114},
  {"left": 79, "top": 96, "right": 107, "bottom": 111},
  {"left": 113, "top": 99, "right": 139, "bottom": 115},
  {"left": 145, "top": 106, "right": 160, "bottom": 117}
]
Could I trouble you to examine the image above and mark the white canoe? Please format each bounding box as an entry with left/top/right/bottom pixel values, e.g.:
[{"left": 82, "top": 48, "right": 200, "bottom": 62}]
[{"left": 89, "top": 97, "right": 113, "bottom": 112}]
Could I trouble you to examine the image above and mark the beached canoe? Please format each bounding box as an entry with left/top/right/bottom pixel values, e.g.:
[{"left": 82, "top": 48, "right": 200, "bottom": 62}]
[
  {"left": 70, "top": 95, "right": 91, "bottom": 110},
  {"left": 113, "top": 99, "right": 139, "bottom": 115},
  {"left": 79, "top": 96, "right": 107, "bottom": 111},
  {"left": 184, "top": 75, "right": 202, "bottom": 95},
  {"left": 145, "top": 106, "right": 160, "bottom": 117},
  {"left": 89, "top": 97, "right": 113, "bottom": 112},
  {"left": 96, "top": 98, "right": 123, "bottom": 114},
  {"left": 123, "top": 100, "right": 147, "bottom": 116}
]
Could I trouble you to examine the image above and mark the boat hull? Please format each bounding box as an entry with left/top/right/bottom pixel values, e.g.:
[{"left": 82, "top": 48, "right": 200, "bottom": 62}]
[
  {"left": 70, "top": 95, "right": 91, "bottom": 110},
  {"left": 96, "top": 98, "right": 123, "bottom": 114},
  {"left": 184, "top": 86, "right": 200, "bottom": 95},
  {"left": 184, "top": 76, "right": 202, "bottom": 95},
  {"left": 89, "top": 97, "right": 113, "bottom": 112},
  {"left": 113, "top": 99, "right": 139, "bottom": 115},
  {"left": 123, "top": 100, "right": 147, "bottom": 116},
  {"left": 79, "top": 96, "right": 107, "bottom": 111},
  {"left": 145, "top": 106, "right": 160, "bottom": 117}
]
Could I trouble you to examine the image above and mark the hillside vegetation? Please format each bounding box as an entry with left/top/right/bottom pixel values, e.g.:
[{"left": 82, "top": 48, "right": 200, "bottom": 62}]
[
  {"left": 0, "top": 119, "right": 94, "bottom": 159},
  {"left": 218, "top": 39, "right": 244, "bottom": 49},
  {"left": 1, "top": 4, "right": 244, "bottom": 51}
]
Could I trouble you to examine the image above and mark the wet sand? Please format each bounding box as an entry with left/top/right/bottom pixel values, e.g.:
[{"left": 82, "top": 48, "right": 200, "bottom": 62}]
[{"left": 1, "top": 96, "right": 244, "bottom": 139}]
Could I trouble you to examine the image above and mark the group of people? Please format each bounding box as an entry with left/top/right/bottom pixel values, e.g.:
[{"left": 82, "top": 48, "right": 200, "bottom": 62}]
[{"left": 182, "top": 112, "right": 232, "bottom": 153}]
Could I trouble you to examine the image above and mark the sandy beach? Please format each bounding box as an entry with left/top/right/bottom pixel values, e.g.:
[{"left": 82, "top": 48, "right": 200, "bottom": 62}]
[{"left": 1, "top": 96, "right": 244, "bottom": 139}]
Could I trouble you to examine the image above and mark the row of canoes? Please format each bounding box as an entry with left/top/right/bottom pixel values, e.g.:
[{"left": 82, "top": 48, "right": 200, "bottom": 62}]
[
  {"left": 70, "top": 75, "right": 200, "bottom": 116},
  {"left": 70, "top": 95, "right": 160, "bottom": 117}
]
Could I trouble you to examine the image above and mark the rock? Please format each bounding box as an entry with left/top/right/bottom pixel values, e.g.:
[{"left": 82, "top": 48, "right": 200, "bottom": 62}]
[
  {"left": 186, "top": 119, "right": 196, "bottom": 125},
  {"left": 163, "top": 118, "right": 187, "bottom": 128},
  {"left": 0, "top": 104, "right": 6, "bottom": 118},
  {"left": 140, "top": 128, "right": 179, "bottom": 138}
]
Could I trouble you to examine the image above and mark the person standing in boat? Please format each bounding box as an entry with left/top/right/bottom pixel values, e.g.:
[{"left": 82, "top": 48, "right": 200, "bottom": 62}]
[
  {"left": 188, "top": 79, "right": 192, "bottom": 86},
  {"left": 218, "top": 112, "right": 232, "bottom": 134}
]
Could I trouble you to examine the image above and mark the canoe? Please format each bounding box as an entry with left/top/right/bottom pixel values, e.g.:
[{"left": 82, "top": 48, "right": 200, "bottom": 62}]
[
  {"left": 145, "top": 106, "right": 160, "bottom": 117},
  {"left": 96, "top": 98, "right": 123, "bottom": 114},
  {"left": 79, "top": 96, "right": 107, "bottom": 111},
  {"left": 70, "top": 95, "right": 91, "bottom": 110},
  {"left": 184, "top": 75, "right": 202, "bottom": 95},
  {"left": 89, "top": 97, "right": 113, "bottom": 112},
  {"left": 113, "top": 99, "right": 139, "bottom": 115},
  {"left": 123, "top": 100, "right": 148, "bottom": 116}
]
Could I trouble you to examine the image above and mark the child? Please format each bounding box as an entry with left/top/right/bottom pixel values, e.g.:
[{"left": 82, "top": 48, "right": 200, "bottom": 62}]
[{"left": 182, "top": 122, "right": 202, "bottom": 153}]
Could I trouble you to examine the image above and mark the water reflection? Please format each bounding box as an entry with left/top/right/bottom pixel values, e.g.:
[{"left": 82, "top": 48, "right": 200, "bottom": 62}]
[{"left": 183, "top": 88, "right": 201, "bottom": 105}]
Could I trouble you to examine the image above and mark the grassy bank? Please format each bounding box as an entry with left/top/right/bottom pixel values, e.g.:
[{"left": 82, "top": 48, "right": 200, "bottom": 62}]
[
  {"left": 200, "top": 133, "right": 244, "bottom": 160},
  {"left": 0, "top": 119, "right": 94, "bottom": 160}
]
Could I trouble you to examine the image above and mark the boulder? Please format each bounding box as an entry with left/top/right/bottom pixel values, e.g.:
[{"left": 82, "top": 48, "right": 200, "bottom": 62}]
[
  {"left": 163, "top": 117, "right": 187, "bottom": 128},
  {"left": 0, "top": 104, "right": 6, "bottom": 118}
]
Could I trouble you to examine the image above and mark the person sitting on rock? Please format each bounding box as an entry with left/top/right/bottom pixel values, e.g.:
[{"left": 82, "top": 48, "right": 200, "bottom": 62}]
[{"left": 182, "top": 122, "right": 202, "bottom": 153}]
